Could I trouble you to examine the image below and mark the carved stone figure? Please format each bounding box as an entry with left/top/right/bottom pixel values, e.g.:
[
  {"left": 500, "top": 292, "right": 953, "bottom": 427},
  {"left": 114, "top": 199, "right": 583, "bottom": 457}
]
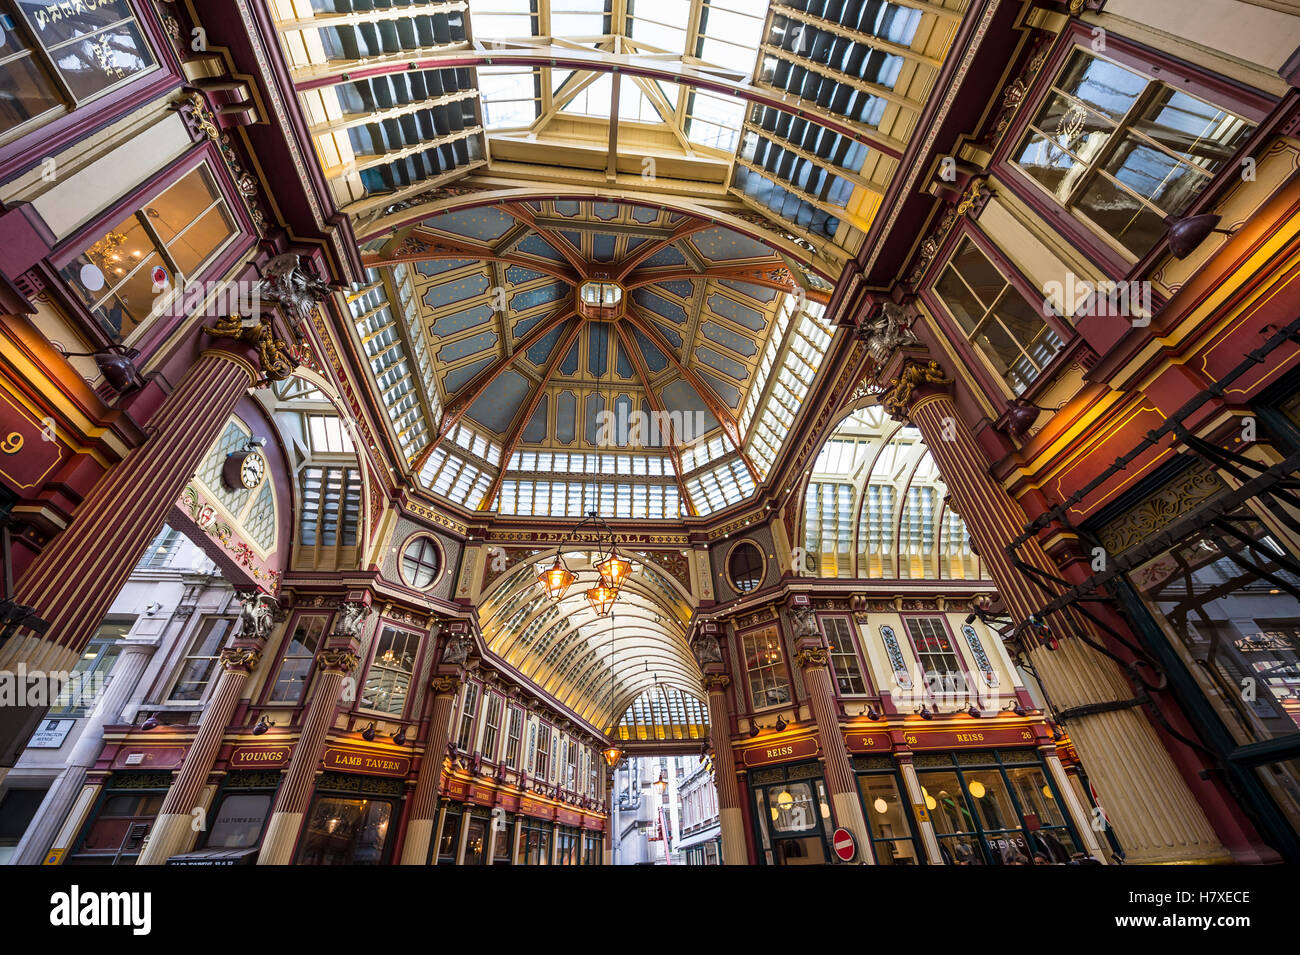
[
  {"left": 789, "top": 604, "right": 820, "bottom": 640},
  {"left": 236, "top": 591, "right": 279, "bottom": 642},
  {"left": 879, "top": 359, "right": 953, "bottom": 419},
  {"left": 259, "top": 254, "right": 339, "bottom": 326},
  {"left": 442, "top": 635, "right": 475, "bottom": 665},
  {"left": 333, "top": 600, "right": 370, "bottom": 637},
  {"left": 693, "top": 634, "right": 723, "bottom": 666},
  {"left": 859, "top": 300, "right": 918, "bottom": 367}
]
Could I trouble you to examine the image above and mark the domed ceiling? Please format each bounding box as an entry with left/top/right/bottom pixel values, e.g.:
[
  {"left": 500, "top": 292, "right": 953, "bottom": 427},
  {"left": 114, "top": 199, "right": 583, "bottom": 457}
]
[{"left": 352, "top": 198, "right": 836, "bottom": 517}]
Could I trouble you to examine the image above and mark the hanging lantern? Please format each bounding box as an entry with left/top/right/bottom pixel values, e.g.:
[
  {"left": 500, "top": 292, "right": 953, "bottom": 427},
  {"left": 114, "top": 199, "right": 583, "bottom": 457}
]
[
  {"left": 585, "top": 578, "right": 618, "bottom": 617},
  {"left": 654, "top": 773, "right": 668, "bottom": 797},
  {"left": 595, "top": 545, "right": 632, "bottom": 591},
  {"left": 538, "top": 555, "right": 576, "bottom": 601},
  {"left": 601, "top": 743, "right": 624, "bottom": 767}
]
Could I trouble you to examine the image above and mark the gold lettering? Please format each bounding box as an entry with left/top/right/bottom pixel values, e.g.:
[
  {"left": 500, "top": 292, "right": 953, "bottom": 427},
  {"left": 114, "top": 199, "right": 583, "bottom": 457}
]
[
  {"left": 955, "top": 732, "right": 985, "bottom": 742},
  {"left": 1, "top": 433, "right": 23, "bottom": 455}
]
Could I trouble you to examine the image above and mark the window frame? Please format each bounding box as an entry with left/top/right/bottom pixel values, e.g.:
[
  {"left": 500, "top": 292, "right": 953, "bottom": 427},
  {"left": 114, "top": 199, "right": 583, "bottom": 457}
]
[
  {"left": 922, "top": 223, "right": 1075, "bottom": 405},
  {"left": 901, "top": 614, "right": 972, "bottom": 702},
  {"left": 167, "top": 614, "right": 236, "bottom": 704},
  {"left": 818, "top": 614, "right": 872, "bottom": 698},
  {"left": 505, "top": 705, "right": 524, "bottom": 770},
  {"left": 739, "top": 620, "right": 792, "bottom": 713},
  {"left": 480, "top": 691, "right": 503, "bottom": 763},
  {"left": 263, "top": 612, "right": 330, "bottom": 706},
  {"left": 356, "top": 621, "right": 424, "bottom": 719},
  {"left": 398, "top": 532, "right": 443, "bottom": 591},
  {"left": 455, "top": 679, "right": 482, "bottom": 753},
  {"left": 991, "top": 24, "right": 1274, "bottom": 279}
]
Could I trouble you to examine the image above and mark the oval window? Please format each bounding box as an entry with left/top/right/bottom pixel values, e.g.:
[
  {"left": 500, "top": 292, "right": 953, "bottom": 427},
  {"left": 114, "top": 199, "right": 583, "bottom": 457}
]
[
  {"left": 400, "top": 536, "right": 441, "bottom": 589},
  {"left": 728, "top": 541, "right": 764, "bottom": 594}
]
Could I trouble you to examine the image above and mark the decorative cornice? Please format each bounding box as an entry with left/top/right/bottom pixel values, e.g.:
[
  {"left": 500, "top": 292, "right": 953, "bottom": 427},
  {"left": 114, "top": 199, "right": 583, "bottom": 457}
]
[
  {"left": 219, "top": 646, "right": 262, "bottom": 673},
  {"left": 878, "top": 359, "right": 953, "bottom": 420},
  {"left": 317, "top": 648, "right": 361, "bottom": 673},
  {"left": 702, "top": 674, "right": 731, "bottom": 693},
  {"left": 794, "top": 646, "right": 830, "bottom": 669}
]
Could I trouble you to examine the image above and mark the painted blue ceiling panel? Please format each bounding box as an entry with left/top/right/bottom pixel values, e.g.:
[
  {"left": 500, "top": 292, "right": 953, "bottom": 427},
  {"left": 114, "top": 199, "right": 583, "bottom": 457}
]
[
  {"left": 593, "top": 202, "right": 619, "bottom": 220},
  {"left": 422, "top": 272, "right": 490, "bottom": 309},
  {"left": 699, "top": 370, "right": 743, "bottom": 409},
  {"left": 653, "top": 321, "right": 684, "bottom": 349},
  {"left": 421, "top": 207, "right": 515, "bottom": 242},
  {"left": 517, "top": 234, "right": 566, "bottom": 262},
  {"left": 616, "top": 340, "right": 634, "bottom": 380},
  {"left": 584, "top": 392, "right": 605, "bottom": 445},
  {"left": 527, "top": 323, "right": 568, "bottom": 366},
  {"left": 694, "top": 345, "right": 747, "bottom": 381},
  {"left": 431, "top": 303, "right": 493, "bottom": 337},
  {"left": 560, "top": 340, "right": 579, "bottom": 376},
  {"left": 624, "top": 236, "right": 650, "bottom": 257},
  {"left": 689, "top": 227, "right": 774, "bottom": 263},
  {"left": 506, "top": 264, "right": 546, "bottom": 285},
  {"left": 587, "top": 322, "right": 610, "bottom": 378},
  {"left": 560, "top": 230, "right": 583, "bottom": 253},
  {"left": 660, "top": 380, "right": 719, "bottom": 435},
  {"left": 718, "top": 278, "right": 778, "bottom": 302},
  {"left": 555, "top": 200, "right": 581, "bottom": 217},
  {"left": 630, "top": 205, "right": 659, "bottom": 224},
  {"left": 642, "top": 244, "right": 687, "bottom": 269},
  {"left": 632, "top": 288, "right": 687, "bottom": 324},
  {"left": 556, "top": 390, "right": 577, "bottom": 442},
  {"left": 522, "top": 400, "right": 548, "bottom": 443},
  {"left": 466, "top": 369, "right": 531, "bottom": 434},
  {"left": 633, "top": 329, "right": 667, "bottom": 373},
  {"left": 593, "top": 233, "right": 616, "bottom": 262},
  {"left": 438, "top": 329, "right": 498, "bottom": 363},
  {"left": 706, "top": 292, "right": 766, "bottom": 332},
  {"left": 415, "top": 258, "right": 475, "bottom": 277},
  {"left": 444, "top": 356, "right": 492, "bottom": 393},
  {"left": 700, "top": 320, "right": 758, "bottom": 357},
  {"left": 511, "top": 281, "right": 566, "bottom": 312},
  {"left": 653, "top": 279, "right": 694, "bottom": 299}
]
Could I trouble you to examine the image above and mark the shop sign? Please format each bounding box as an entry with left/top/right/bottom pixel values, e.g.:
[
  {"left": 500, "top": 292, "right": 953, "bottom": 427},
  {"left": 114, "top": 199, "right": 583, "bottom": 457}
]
[
  {"left": 740, "top": 736, "right": 818, "bottom": 768},
  {"left": 581, "top": 814, "right": 604, "bottom": 831},
  {"left": 443, "top": 778, "right": 468, "bottom": 800},
  {"left": 229, "top": 744, "right": 291, "bottom": 768},
  {"left": 518, "top": 796, "right": 553, "bottom": 821},
  {"left": 467, "top": 784, "right": 495, "bottom": 807},
  {"left": 0, "top": 390, "right": 63, "bottom": 490},
  {"left": 902, "top": 724, "right": 1037, "bottom": 750},
  {"left": 556, "top": 808, "right": 581, "bottom": 826},
  {"left": 322, "top": 747, "right": 410, "bottom": 778},
  {"left": 111, "top": 746, "right": 186, "bottom": 770},
  {"left": 843, "top": 730, "right": 891, "bottom": 753},
  {"left": 496, "top": 791, "right": 519, "bottom": 812}
]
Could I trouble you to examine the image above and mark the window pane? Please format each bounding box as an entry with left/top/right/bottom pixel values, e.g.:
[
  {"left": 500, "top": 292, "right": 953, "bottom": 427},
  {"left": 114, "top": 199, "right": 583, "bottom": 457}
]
[{"left": 0, "top": 24, "right": 61, "bottom": 134}]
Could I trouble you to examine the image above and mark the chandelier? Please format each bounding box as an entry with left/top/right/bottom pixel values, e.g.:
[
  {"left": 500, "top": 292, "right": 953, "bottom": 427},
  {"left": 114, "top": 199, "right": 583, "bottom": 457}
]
[{"left": 536, "top": 510, "right": 631, "bottom": 616}]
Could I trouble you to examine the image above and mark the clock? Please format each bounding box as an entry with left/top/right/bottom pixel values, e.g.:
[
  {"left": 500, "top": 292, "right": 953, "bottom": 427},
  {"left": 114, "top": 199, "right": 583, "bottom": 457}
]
[{"left": 222, "top": 449, "right": 267, "bottom": 490}]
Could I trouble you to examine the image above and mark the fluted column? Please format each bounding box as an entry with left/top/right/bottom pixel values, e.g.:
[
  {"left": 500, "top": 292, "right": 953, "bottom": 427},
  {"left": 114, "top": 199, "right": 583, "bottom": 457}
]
[
  {"left": 881, "top": 356, "right": 1228, "bottom": 864},
  {"left": 1041, "top": 746, "right": 1107, "bottom": 861},
  {"left": 794, "top": 639, "right": 872, "bottom": 863},
  {"left": 895, "top": 755, "right": 944, "bottom": 864},
  {"left": 398, "top": 673, "right": 461, "bottom": 865},
  {"left": 0, "top": 349, "right": 257, "bottom": 766},
  {"left": 701, "top": 672, "right": 747, "bottom": 864},
  {"left": 12, "top": 637, "right": 157, "bottom": 864},
  {"left": 257, "top": 634, "right": 362, "bottom": 865},
  {"left": 135, "top": 639, "right": 265, "bottom": 864}
]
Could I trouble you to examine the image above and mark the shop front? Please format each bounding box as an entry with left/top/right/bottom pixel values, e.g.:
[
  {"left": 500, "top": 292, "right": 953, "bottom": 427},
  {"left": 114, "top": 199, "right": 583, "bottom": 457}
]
[
  {"left": 293, "top": 745, "right": 411, "bottom": 865},
  {"left": 66, "top": 771, "right": 174, "bottom": 865},
  {"left": 851, "top": 755, "right": 924, "bottom": 865}
]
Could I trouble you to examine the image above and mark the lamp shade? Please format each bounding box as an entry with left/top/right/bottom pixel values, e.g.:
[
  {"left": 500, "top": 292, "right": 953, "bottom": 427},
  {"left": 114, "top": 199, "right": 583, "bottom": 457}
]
[
  {"left": 585, "top": 579, "right": 618, "bottom": 617},
  {"left": 595, "top": 547, "right": 632, "bottom": 590},
  {"left": 1166, "top": 213, "right": 1222, "bottom": 259},
  {"left": 538, "top": 556, "right": 576, "bottom": 600},
  {"left": 602, "top": 744, "right": 624, "bottom": 767}
]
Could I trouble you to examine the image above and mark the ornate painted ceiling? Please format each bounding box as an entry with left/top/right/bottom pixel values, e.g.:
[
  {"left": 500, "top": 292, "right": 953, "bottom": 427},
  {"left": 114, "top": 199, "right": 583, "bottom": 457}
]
[{"left": 355, "top": 197, "right": 835, "bottom": 516}]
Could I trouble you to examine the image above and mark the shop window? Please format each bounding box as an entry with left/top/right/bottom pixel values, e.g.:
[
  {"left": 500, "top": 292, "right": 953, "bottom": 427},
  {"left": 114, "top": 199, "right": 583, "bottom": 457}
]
[
  {"left": 361, "top": 626, "right": 420, "bottom": 715},
  {"left": 59, "top": 165, "right": 237, "bottom": 342},
  {"left": 0, "top": 0, "right": 156, "bottom": 140},
  {"left": 269, "top": 616, "right": 327, "bottom": 704},
  {"left": 436, "top": 807, "right": 463, "bottom": 865},
  {"left": 481, "top": 693, "right": 503, "bottom": 762},
  {"left": 741, "top": 624, "right": 791, "bottom": 710},
  {"left": 204, "top": 793, "right": 272, "bottom": 849},
  {"left": 751, "top": 768, "right": 832, "bottom": 865},
  {"left": 296, "top": 795, "right": 393, "bottom": 865},
  {"left": 399, "top": 535, "right": 441, "bottom": 589},
  {"left": 50, "top": 620, "right": 128, "bottom": 716},
  {"left": 933, "top": 237, "right": 1063, "bottom": 396},
  {"left": 464, "top": 815, "right": 489, "bottom": 865},
  {"left": 505, "top": 706, "right": 523, "bottom": 769},
  {"left": 516, "top": 821, "right": 551, "bottom": 865},
  {"left": 821, "top": 616, "right": 868, "bottom": 695},
  {"left": 456, "top": 681, "right": 480, "bottom": 751},
  {"left": 904, "top": 617, "right": 969, "bottom": 699},
  {"left": 169, "top": 616, "right": 235, "bottom": 702},
  {"left": 494, "top": 816, "right": 515, "bottom": 864},
  {"left": 68, "top": 790, "right": 164, "bottom": 865},
  {"left": 0, "top": 786, "right": 48, "bottom": 863},
  {"left": 1011, "top": 48, "right": 1254, "bottom": 261},
  {"left": 857, "top": 774, "right": 921, "bottom": 865},
  {"left": 727, "top": 541, "right": 765, "bottom": 593}
]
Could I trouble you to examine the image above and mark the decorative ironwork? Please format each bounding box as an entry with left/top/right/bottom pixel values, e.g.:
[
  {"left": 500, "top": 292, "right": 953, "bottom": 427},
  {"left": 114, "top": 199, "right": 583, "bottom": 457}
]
[{"left": 1097, "top": 463, "right": 1228, "bottom": 554}]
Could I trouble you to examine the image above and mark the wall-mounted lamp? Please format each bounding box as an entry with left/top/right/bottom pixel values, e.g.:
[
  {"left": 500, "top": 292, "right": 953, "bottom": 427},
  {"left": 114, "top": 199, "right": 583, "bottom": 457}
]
[
  {"left": 966, "top": 703, "right": 982, "bottom": 718},
  {"left": 1003, "top": 700, "right": 1028, "bottom": 718},
  {"left": 140, "top": 713, "right": 158, "bottom": 731},
  {"left": 915, "top": 705, "right": 935, "bottom": 721},
  {"left": 773, "top": 715, "right": 788, "bottom": 733},
  {"left": 361, "top": 721, "right": 377, "bottom": 742},
  {"left": 252, "top": 715, "right": 276, "bottom": 735},
  {"left": 391, "top": 727, "right": 408, "bottom": 746},
  {"left": 1165, "top": 213, "right": 1236, "bottom": 259},
  {"left": 57, "top": 344, "right": 144, "bottom": 393},
  {"left": 865, "top": 706, "right": 881, "bottom": 721}
]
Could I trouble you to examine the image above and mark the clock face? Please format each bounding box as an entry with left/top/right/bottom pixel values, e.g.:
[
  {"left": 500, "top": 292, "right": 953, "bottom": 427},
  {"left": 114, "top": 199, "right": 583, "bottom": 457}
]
[{"left": 239, "top": 451, "right": 266, "bottom": 489}]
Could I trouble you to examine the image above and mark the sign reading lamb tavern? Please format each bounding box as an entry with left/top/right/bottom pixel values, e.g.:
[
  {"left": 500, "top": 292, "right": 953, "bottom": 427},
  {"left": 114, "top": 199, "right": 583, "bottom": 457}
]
[
  {"left": 322, "top": 747, "right": 411, "bottom": 778},
  {"left": 741, "top": 736, "right": 818, "bottom": 768}
]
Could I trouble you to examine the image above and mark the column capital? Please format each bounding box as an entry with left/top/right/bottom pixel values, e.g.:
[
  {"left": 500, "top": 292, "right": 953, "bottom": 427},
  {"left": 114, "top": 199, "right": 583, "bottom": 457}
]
[
  {"left": 879, "top": 357, "right": 953, "bottom": 420},
  {"left": 317, "top": 647, "right": 361, "bottom": 674},
  {"left": 431, "top": 674, "right": 462, "bottom": 697},
  {"left": 794, "top": 645, "right": 831, "bottom": 670},
  {"left": 702, "top": 673, "right": 731, "bottom": 693},
  {"left": 219, "top": 646, "right": 262, "bottom": 673}
]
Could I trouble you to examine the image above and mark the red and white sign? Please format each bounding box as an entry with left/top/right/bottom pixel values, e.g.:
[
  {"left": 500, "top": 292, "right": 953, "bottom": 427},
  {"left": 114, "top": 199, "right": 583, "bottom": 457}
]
[{"left": 832, "top": 827, "right": 856, "bottom": 862}]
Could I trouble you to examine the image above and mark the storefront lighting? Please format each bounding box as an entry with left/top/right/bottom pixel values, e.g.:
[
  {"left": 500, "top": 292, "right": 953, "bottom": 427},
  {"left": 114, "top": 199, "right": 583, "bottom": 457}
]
[
  {"left": 819, "top": 801, "right": 830, "bottom": 820},
  {"left": 873, "top": 797, "right": 889, "bottom": 815},
  {"left": 773, "top": 715, "right": 788, "bottom": 732},
  {"left": 1004, "top": 700, "right": 1028, "bottom": 717},
  {"left": 865, "top": 706, "right": 881, "bottom": 721},
  {"left": 776, "top": 790, "right": 794, "bottom": 810},
  {"left": 915, "top": 705, "right": 934, "bottom": 720},
  {"left": 966, "top": 703, "right": 981, "bottom": 718},
  {"left": 602, "top": 743, "right": 625, "bottom": 767},
  {"left": 968, "top": 781, "right": 987, "bottom": 799},
  {"left": 252, "top": 716, "right": 276, "bottom": 735},
  {"left": 1042, "top": 785, "right": 1054, "bottom": 800},
  {"left": 922, "top": 788, "right": 937, "bottom": 811},
  {"left": 361, "top": 721, "right": 377, "bottom": 742}
]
